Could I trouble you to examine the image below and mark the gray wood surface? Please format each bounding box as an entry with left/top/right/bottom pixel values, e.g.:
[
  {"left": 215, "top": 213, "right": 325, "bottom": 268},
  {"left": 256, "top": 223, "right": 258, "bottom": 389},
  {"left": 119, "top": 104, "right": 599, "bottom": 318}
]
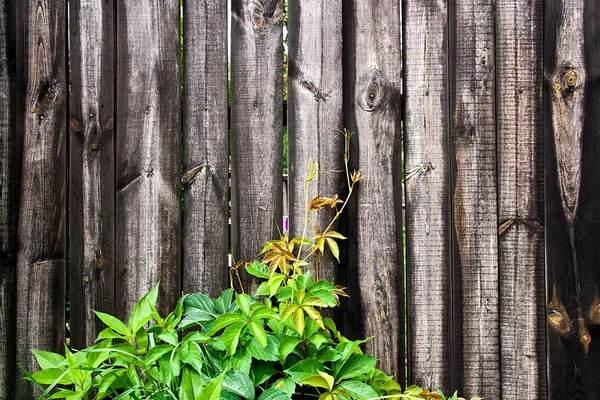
[
  {"left": 115, "top": 0, "right": 181, "bottom": 319},
  {"left": 495, "top": 0, "right": 546, "bottom": 398},
  {"left": 230, "top": 0, "right": 283, "bottom": 293},
  {"left": 343, "top": 0, "right": 404, "bottom": 382},
  {"left": 403, "top": 0, "right": 453, "bottom": 392},
  {"left": 69, "top": 0, "right": 115, "bottom": 349},
  {"left": 544, "top": 0, "right": 600, "bottom": 397},
  {"left": 449, "top": 0, "right": 500, "bottom": 397},
  {"left": 0, "top": 0, "right": 17, "bottom": 396},
  {"left": 13, "top": 1, "right": 67, "bottom": 397},
  {"left": 182, "top": 1, "right": 229, "bottom": 297},
  {"left": 287, "top": 0, "right": 344, "bottom": 281}
]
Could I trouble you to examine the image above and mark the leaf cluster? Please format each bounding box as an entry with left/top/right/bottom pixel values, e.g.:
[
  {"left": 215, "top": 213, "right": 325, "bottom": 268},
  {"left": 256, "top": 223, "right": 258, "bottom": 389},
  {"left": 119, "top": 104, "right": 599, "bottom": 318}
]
[{"left": 24, "top": 129, "right": 479, "bottom": 400}]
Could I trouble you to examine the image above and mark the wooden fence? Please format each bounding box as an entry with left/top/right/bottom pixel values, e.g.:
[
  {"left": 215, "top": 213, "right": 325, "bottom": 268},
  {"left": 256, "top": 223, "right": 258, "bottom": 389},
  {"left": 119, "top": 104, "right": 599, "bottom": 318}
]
[{"left": 0, "top": 0, "right": 598, "bottom": 399}]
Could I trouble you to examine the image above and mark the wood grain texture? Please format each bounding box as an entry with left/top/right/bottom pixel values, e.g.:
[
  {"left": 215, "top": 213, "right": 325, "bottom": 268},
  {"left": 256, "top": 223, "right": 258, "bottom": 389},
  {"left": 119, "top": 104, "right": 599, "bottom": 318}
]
[
  {"left": 495, "top": 0, "right": 546, "bottom": 398},
  {"left": 545, "top": 0, "right": 600, "bottom": 398},
  {"left": 342, "top": 0, "right": 404, "bottom": 381},
  {"left": 69, "top": 0, "right": 115, "bottom": 349},
  {"left": 182, "top": 1, "right": 229, "bottom": 297},
  {"left": 115, "top": 0, "right": 181, "bottom": 319},
  {"left": 449, "top": 0, "right": 499, "bottom": 397},
  {"left": 13, "top": 1, "right": 67, "bottom": 397},
  {"left": 402, "top": 0, "right": 452, "bottom": 392},
  {"left": 287, "top": 0, "right": 344, "bottom": 281},
  {"left": 230, "top": 0, "right": 283, "bottom": 293},
  {"left": 0, "top": 0, "right": 19, "bottom": 395}
]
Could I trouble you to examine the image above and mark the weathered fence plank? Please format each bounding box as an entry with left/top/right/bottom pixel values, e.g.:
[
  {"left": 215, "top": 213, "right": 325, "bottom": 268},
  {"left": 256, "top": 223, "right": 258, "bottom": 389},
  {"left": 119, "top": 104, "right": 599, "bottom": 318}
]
[
  {"left": 496, "top": 0, "right": 546, "bottom": 398},
  {"left": 545, "top": 0, "right": 600, "bottom": 398},
  {"left": 449, "top": 0, "right": 499, "bottom": 397},
  {"left": 115, "top": 1, "right": 181, "bottom": 318},
  {"left": 403, "top": 0, "right": 453, "bottom": 392},
  {"left": 182, "top": 2, "right": 229, "bottom": 296},
  {"left": 230, "top": 0, "right": 283, "bottom": 292},
  {"left": 0, "top": 0, "right": 19, "bottom": 395},
  {"left": 342, "top": 0, "right": 404, "bottom": 382},
  {"left": 13, "top": 1, "right": 67, "bottom": 397},
  {"left": 69, "top": 0, "right": 115, "bottom": 349},
  {"left": 287, "top": 0, "right": 344, "bottom": 281}
]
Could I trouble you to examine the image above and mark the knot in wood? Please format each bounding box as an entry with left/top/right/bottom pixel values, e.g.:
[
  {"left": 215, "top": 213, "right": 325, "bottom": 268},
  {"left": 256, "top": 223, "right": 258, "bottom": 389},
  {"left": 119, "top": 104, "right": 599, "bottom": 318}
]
[
  {"left": 70, "top": 118, "right": 81, "bottom": 132},
  {"left": 564, "top": 69, "right": 579, "bottom": 88},
  {"left": 548, "top": 308, "right": 571, "bottom": 336},
  {"left": 42, "top": 91, "right": 57, "bottom": 107},
  {"left": 358, "top": 69, "right": 385, "bottom": 112},
  {"left": 252, "top": 7, "right": 264, "bottom": 29}
]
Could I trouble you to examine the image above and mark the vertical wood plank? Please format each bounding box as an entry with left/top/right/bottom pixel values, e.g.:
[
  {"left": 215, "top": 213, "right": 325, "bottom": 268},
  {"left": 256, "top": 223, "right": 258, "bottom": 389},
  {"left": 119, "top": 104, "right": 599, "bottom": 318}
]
[
  {"left": 495, "top": 0, "right": 546, "bottom": 398},
  {"left": 69, "top": 0, "right": 115, "bottom": 349},
  {"left": 545, "top": 0, "right": 600, "bottom": 397},
  {"left": 230, "top": 0, "right": 283, "bottom": 292},
  {"left": 0, "top": 0, "right": 19, "bottom": 395},
  {"left": 116, "top": 1, "right": 181, "bottom": 318},
  {"left": 182, "top": 1, "right": 229, "bottom": 296},
  {"left": 13, "top": 1, "right": 67, "bottom": 397},
  {"left": 403, "top": 0, "right": 453, "bottom": 392},
  {"left": 449, "top": 0, "right": 499, "bottom": 397},
  {"left": 287, "top": 0, "right": 344, "bottom": 281},
  {"left": 343, "top": 0, "right": 404, "bottom": 381}
]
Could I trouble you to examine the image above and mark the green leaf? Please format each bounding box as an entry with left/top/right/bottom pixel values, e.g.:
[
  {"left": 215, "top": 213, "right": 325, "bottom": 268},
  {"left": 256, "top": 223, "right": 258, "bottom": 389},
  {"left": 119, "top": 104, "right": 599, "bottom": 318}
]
[
  {"left": 268, "top": 274, "right": 286, "bottom": 297},
  {"left": 222, "top": 321, "right": 246, "bottom": 356},
  {"left": 227, "top": 347, "right": 252, "bottom": 375},
  {"left": 94, "top": 311, "right": 128, "bottom": 336},
  {"left": 255, "top": 281, "right": 272, "bottom": 297},
  {"left": 284, "top": 359, "right": 326, "bottom": 384},
  {"left": 220, "top": 392, "right": 243, "bottom": 400},
  {"left": 213, "top": 289, "right": 234, "bottom": 314},
  {"left": 235, "top": 293, "right": 252, "bottom": 317},
  {"left": 95, "top": 327, "right": 125, "bottom": 341},
  {"left": 337, "top": 380, "right": 378, "bottom": 399},
  {"left": 250, "top": 360, "right": 278, "bottom": 386},
  {"left": 209, "top": 313, "right": 245, "bottom": 335},
  {"left": 246, "top": 261, "right": 270, "bottom": 279},
  {"left": 185, "top": 293, "right": 218, "bottom": 315},
  {"left": 334, "top": 354, "right": 377, "bottom": 382},
  {"left": 180, "top": 341, "right": 204, "bottom": 373},
  {"left": 180, "top": 367, "right": 202, "bottom": 400},
  {"left": 278, "top": 337, "right": 301, "bottom": 360},
  {"left": 129, "top": 282, "right": 159, "bottom": 334},
  {"left": 315, "top": 346, "right": 341, "bottom": 363},
  {"left": 271, "top": 377, "right": 296, "bottom": 397},
  {"left": 223, "top": 370, "right": 255, "bottom": 399},
  {"left": 29, "top": 368, "right": 72, "bottom": 385},
  {"left": 308, "top": 333, "right": 328, "bottom": 350},
  {"left": 182, "top": 331, "right": 212, "bottom": 343},
  {"left": 179, "top": 310, "right": 216, "bottom": 330},
  {"left": 248, "top": 320, "right": 267, "bottom": 348},
  {"left": 300, "top": 371, "right": 335, "bottom": 391},
  {"left": 257, "top": 389, "right": 292, "bottom": 400},
  {"left": 198, "top": 373, "right": 225, "bottom": 400},
  {"left": 246, "top": 335, "right": 279, "bottom": 362},
  {"left": 31, "top": 350, "right": 66, "bottom": 370},
  {"left": 158, "top": 331, "right": 179, "bottom": 347},
  {"left": 144, "top": 344, "right": 174, "bottom": 365}
]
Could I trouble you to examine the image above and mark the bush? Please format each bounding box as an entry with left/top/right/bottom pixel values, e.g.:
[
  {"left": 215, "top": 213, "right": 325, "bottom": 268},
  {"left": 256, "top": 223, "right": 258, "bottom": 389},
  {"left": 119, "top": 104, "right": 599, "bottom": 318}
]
[{"left": 23, "top": 130, "right": 479, "bottom": 400}]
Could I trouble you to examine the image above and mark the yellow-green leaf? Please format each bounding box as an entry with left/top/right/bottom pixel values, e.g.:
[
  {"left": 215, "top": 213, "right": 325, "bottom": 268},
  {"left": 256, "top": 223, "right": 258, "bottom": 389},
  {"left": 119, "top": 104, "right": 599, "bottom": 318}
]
[
  {"left": 303, "top": 306, "right": 324, "bottom": 328},
  {"left": 325, "top": 238, "right": 340, "bottom": 262},
  {"left": 293, "top": 308, "right": 305, "bottom": 335}
]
